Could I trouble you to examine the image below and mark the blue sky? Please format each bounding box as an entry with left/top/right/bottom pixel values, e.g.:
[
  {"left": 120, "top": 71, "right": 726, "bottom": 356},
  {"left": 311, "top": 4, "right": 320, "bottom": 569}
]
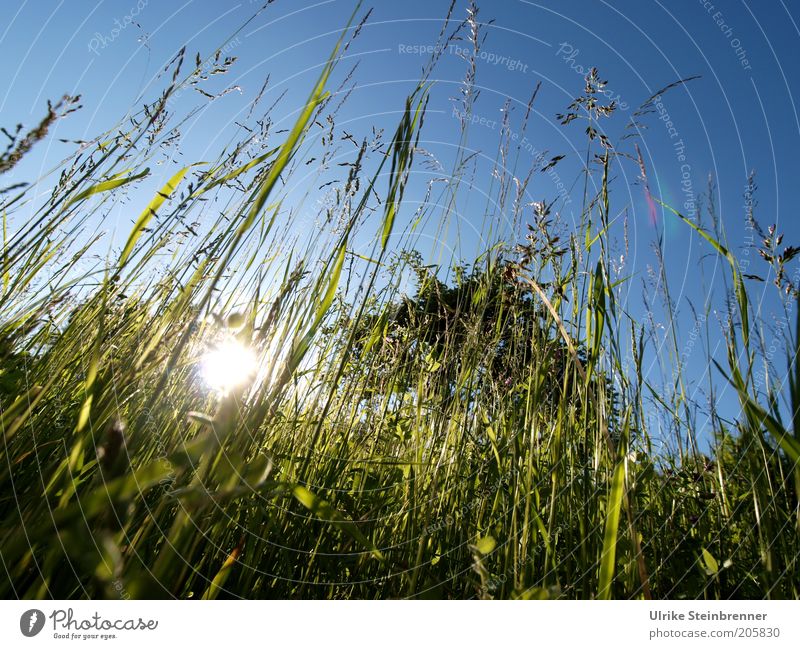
[{"left": 2, "top": 0, "right": 800, "bottom": 445}]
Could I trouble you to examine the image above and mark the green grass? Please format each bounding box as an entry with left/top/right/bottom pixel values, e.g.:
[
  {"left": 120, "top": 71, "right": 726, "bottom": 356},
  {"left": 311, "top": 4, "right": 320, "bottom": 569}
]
[{"left": 0, "top": 5, "right": 798, "bottom": 599}]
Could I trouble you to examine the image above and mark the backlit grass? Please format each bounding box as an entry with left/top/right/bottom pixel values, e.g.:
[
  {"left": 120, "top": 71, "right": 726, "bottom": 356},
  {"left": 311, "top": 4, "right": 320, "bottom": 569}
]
[{"left": 0, "top": 4, "right": 798, "bottom": 599}]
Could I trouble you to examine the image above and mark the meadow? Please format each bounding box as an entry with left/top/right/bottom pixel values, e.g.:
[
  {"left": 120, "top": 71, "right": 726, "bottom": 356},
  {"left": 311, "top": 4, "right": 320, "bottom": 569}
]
[{"left": 0, "top": 5, "right": 798, "bottom": 599}]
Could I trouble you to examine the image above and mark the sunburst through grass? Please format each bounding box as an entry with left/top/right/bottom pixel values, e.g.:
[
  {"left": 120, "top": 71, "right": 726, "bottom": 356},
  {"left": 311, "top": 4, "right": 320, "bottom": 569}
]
[{"left": 200, "top": 338, "right": 258, "bottom": 395}]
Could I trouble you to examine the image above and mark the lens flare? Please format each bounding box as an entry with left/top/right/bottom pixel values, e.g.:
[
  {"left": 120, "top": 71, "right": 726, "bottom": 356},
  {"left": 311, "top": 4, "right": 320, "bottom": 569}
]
[{"left": 201, "top": 339, "right": 257, "bottom": 394}]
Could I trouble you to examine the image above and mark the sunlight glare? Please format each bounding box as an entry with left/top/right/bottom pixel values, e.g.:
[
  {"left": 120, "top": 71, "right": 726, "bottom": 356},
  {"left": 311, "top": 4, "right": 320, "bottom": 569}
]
[{"left": 201, "top": 339, "right": 258, "bottom": 394}]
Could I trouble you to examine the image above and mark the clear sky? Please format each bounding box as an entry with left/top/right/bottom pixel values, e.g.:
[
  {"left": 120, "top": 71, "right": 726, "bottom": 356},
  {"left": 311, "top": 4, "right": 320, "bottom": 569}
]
[{"left": 2, "top": 0, "right": 800, "bottom": 445}]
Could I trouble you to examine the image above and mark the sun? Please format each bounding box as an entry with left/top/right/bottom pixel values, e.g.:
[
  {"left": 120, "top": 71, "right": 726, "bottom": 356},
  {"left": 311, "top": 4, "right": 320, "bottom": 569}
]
[{"left": 201, "top": 339, "right": 258, "bottom": 394}]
